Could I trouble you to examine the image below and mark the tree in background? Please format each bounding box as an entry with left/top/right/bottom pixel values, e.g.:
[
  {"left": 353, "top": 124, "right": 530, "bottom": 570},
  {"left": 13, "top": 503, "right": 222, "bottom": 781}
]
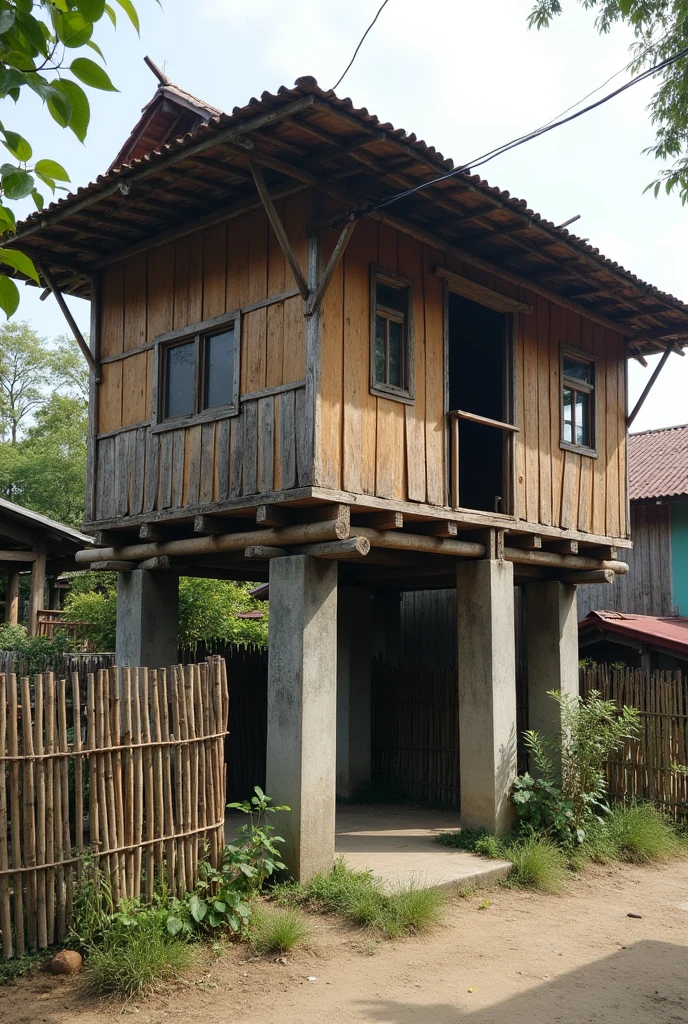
[
  {"left": 0, "top": 0, "right": 149, "bottom": 315},
  {"left": 529, "top": 1, "right": 688, "bottom": 201}
]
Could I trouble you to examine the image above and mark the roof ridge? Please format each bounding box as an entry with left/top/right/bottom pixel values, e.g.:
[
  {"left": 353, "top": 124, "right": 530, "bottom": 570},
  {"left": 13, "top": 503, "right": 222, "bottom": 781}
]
[{"left": 630, "top": 422, "right": 688, "bottom": 437}]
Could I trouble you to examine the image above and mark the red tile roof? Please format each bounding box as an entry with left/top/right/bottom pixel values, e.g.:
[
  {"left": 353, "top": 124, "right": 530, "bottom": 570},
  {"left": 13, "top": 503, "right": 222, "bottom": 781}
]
[
  {"left": 629, "top": 423, "right": 688, "bottom": 501},
  {"left": 579, "top": 610, "right": 688, "bottom": 656}
]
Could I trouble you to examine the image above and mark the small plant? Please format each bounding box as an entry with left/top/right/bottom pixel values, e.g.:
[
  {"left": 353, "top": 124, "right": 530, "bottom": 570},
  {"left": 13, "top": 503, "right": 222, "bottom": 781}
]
[
  {"left": 513, "top": 690, "right": 641, "bottom": 845},
  {"left": 84, "top": 913, "right": 192, "bottom": 999},
  {"left": 505, "top": 835, "right": 568, "bottom": 893},
  {"left": 226, "top": 786, "right": 289, "bottom": 891},
  {"left": 604, "top": 804, "right": 685, "bottom": 863},
  {"left": 436, "top": 828, "right": 506, "bottom": 859},
  {"left": 0, "top": 950, "right": 46, "bottom": 985},
  {"left": 250, "top": 907, "right": 309, "bottom": 954},
  {"left": 478, "top": 899, "right": 491, "bottom": 910}
]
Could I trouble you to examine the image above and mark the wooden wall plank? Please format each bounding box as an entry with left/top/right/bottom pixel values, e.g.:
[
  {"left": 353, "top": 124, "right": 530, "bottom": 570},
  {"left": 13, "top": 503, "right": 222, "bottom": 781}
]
[
  {"left": 514, "top": 307, "right": 526, "bottom": 520},
  {"left": 216, "top": 418, "right": 230, "bottom": 503},
  {"left": 591, "top": 322, "right": 608, "bottom": 536},
  {"left": 229, "top": 417, "right": 242, "bottom": 499},
  {"left": 523, "top": 299, "right": 539, "bottom": 523},
  {"left": 145, "top": 242, "right": 174, "bottom": 421},
  {"left": 605, "top": 328, "right": 621, "bottom": 538},
  {"left": 244, "top": 210, "right": 268, "bottom": 395},
  {"left": 548, "top": 300, "right": 564, "bottom": 526},
  {"left": 398, "top": 232, "right": 426, "bottom": 503},
  {"left": 319, "top": 225, "right": 345, "bottom": 489},
  {"left": 199, "top": 422, "right": 215, "bottom": 505},
  {"left": 257, "top": 397, "right": 275, "bottom": 494},
  {"left": 158, "top": 431, "right": 173, "bottom": 510},
  {"left": 171, "top": 429, "right": 185, "bottom": 509},
  {"left": 202, "top": 222, "right": 227, "bottom": 320},
  {"left": 242, "top": 400, "right": 258, "bottom": 495},
  {"left": 536, "top": 295, "right": 552, "bottom": 526},
  {"left": 143, "top": 431, "right": 159, "bottom": 514},
  {"left": 121, "top": 353, "right": 148, "bottom": 429},
  {"left": 617, "top": 337, "right": 628, "bottom": 537},
  {"left": 130, "top": 429, "right": 146, "bottom": 517},
  {"left": 280, "top": 388, "right": 297, "bottom": 490},
  {"left": 184, "top": 424, "right": 202, "bottom": 507},
  {"left": 422, "top": 244, "right": 445, "bottom": 507},
  {"left": 226, "top": 214, "right": 249, "bottom": 323},
  {"left": 266, "top": 200, "right": 287, "bottom": 389},
  {"left": 98, "top": 265, "right": 124, "bottom": 433}
]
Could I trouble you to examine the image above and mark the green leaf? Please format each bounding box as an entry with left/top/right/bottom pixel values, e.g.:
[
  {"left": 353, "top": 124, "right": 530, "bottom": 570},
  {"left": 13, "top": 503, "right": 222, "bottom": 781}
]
[
  {"left": 0, "top": 205, "right": 16, "bottom": 232},
  {"left": 15, "top": 11, "right": 50, "bottom": 57},
  {"left": 70, "top": 57, "right": 117, "bottom": 92},
  {"left": 2, "top": 167, "right": 34, "bottom": 200},
  {"left": 1, "top": 130, "right": 31, "bottom": 162},
  {"left": 213, "top": 900, "right": 226, "bottom": 913},
  {"left": 35, "top": 171, "right": 55, "bottom": 192},
  {"left": 76, "top": 0, "right": 106, "bottom": 20},
  {"left": 0, "top": 275, "right": 19, "bottom": 317},
  {"left": 86, "top": 38, "right": 105, "bottom": 61},
  {"left": 114, "top": 0, "right": 139, "bottom": 34},
  {"left": 30, "top": 188, "right": 43, "bottom": 211},
  {"left": 188, "top": 893, "right": 207, "bottom": 923},
  {"left": 103, "top": 2, "right": 116, "bottom": 26},
  {"left": 53, "top": 11, "right": 93, "bottom": 48},
  {"left": 50, "top": 80, "right": 90, "bottom": 142},
  {"left": 35, "top": 159, "right": 69, "bottom": 182},
  {"left": 0, "top": 67, "right": 26, "bottom": 99},
  {"left": 0, "top": 10, "right": 15, "bottom": 34},
  {"left": 0, "top": 248, "right": 40, "bottom": 283},
  {"left": 166, "top": 915, "right": 183, "bottom": 936}
]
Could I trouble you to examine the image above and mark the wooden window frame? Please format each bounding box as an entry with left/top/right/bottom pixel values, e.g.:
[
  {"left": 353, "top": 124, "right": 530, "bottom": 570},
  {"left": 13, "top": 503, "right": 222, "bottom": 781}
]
[
  {"left": 151, "top": 311, "right": 241, "bottom": 433},
  {"left": 369, "top": 265, "right": 415, "bottom": 404},
  {"left": 559, "top": 344, "right": 597, "bottom": 458}
]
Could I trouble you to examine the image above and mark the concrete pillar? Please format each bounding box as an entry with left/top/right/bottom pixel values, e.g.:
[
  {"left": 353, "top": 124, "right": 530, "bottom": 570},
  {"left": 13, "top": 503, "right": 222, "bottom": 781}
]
[
  {"left": 457, "top": 559, "right": 517, "bottom": 835},
  {"left": 115, "top": 570, "right": 179, "bottom": 667},
  {"left": 265, "top": 555, "right": 338, "bottom": 882},
  {"left": 524, "top": 582, "right": 579, "bottom": 745},
  {"left": 337, "top": 586, "right": 372, "bottom": 800},
  {"left": 5, "top": 571, "right": 19, "bottom": 625}
]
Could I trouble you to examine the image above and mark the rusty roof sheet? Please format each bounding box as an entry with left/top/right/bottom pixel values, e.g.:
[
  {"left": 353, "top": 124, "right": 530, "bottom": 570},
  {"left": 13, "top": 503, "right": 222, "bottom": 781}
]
[
  {"left": 629, "top": 423, "right": 688, "bottom": 501},
  {"left": 9, "top": 76, "right": 688, "bottom": 353},
  {"left": 579, "top": 609, "right": 688, "bottom": 656}
]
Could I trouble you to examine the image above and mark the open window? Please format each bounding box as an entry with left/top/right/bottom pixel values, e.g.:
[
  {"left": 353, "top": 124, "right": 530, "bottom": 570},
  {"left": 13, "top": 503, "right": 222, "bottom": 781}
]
[
  {"left": 153, "top": 312, "right": 240, "bottom": 429},
  {"left": 370, "top": 267, "right": 414, "bottom": 402},
  {"left": 446, "top": 292, "right": 514, "bottom": 514},
  {"left": 560, "top": 346, "right": 596, "bottom": 456}
]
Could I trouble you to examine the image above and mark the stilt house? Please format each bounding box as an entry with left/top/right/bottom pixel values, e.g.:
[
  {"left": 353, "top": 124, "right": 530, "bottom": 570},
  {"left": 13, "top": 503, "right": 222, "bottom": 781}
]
[{"left": 8, "top": 71, "right": 688, "bottom": 878}]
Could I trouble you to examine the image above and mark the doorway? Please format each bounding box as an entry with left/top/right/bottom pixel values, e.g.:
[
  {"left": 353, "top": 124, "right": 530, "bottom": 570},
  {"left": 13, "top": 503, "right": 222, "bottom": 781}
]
[{"left": 447, "top": 292, "right": 513, "bottom": 514}]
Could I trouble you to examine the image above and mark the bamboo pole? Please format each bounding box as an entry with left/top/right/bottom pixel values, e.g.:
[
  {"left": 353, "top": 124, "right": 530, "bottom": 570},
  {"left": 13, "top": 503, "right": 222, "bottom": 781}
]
[
  {"left": 44, "top": 674, "right": 55, "bottom": 945},
  {"left": 122, "top": 668, "right": 135, "bottom": 898},
  {"left": 58, "top": 678, "right": 72, "bottom": 936},
  {"left": 20, "top": 676, "right": 37, "bottom": 950},
  {"left": 141, "top": 668, "right": 155, "bottom": 901},
  {"left": 50, "top": 673, "right": 66, "bottom": 943},
  {"left": 109, "top": 667, "right": 126, "bottom": 899},
  {"left": 150, "top": 670, "right": 165, "bottom": 886},
  {"left": 131, "top": 668, "right": 144, "bottom": 899},
  {"left": 196, "top": 663, "right": 207, "bottom": 864},
  {"left": 171, "top": 666, "right": 186, "bottom": 892},
  {"left": 0, "top": 673, "right": 12, "bottom": 958},
  {"left": 178, "top": 666, "right": 193, "bottom": 891},
  {"left": 8, "top": 673, "right": 24, "bottom": 957},
  {"left": 158, "top": 668, "right": 176, "bottom": 896},
  {"left": 102, "top": 669, "right": 119, "bottom": 901},
  {"left": 72, "top": 672, "right": 84, "bottom": 880},
  {"left": 95, "top": 670, "right": 111, "bottom": 886},
  {"left": 86, "top": 674, "right": 100, "bottom": 871},
  {"left": 33, "top": 673, "right": 47, "bottom": 949}
]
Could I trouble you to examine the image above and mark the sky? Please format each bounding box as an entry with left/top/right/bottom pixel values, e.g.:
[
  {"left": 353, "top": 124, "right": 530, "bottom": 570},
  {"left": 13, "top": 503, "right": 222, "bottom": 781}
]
[{"left": 10, "top": 0, "right": 688, "bottom": 434}]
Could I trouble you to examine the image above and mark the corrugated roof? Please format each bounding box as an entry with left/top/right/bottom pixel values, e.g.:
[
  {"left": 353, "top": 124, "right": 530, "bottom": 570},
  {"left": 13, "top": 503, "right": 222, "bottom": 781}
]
[
  {"left": 629, "top": 423, "right": 688, "bottom": 501},
  {"left": 7, "top": 76, "right": 688, "bottom": 354},
  {"left": 579, "top": 609, "right": 688, "bottom": 656}
]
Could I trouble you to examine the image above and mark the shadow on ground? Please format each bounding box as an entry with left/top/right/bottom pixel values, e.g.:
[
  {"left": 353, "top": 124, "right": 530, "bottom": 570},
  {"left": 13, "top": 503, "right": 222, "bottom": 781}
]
[{"left": 355, "top": 940, "right": 688, "bottom": 1024}]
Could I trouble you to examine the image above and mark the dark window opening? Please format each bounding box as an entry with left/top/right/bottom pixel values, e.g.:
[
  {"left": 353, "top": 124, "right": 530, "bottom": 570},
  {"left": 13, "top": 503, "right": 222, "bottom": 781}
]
[
  {"left": 447, "top": 293, "right": 511, "bottom": 513},
  {"left": 158, "top": 315, "right": 239, "bottom": 426},
  {"left": 165, "top": 341, "right": 195, "bottom": 419},
  {"left": 561, "top": 350, "right": 595, "bottom": 451},
  {"left": 370, "top": 271, "right": 413, "bottom": 400}
]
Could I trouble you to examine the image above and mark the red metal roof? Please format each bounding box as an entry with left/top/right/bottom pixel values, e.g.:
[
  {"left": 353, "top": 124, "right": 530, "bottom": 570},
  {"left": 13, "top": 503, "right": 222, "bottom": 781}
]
[
  {"left": 579, "top": 610, "right": 688, "bottom": 655},
  {"left": 629, "top": 423, "right": 688, "bottom": 501}
]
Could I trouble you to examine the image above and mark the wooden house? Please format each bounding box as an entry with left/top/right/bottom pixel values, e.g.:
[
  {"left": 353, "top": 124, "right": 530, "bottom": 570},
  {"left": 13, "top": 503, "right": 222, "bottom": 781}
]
[{"left": 7, "top": 72, "right": 688, "bottom": 878}]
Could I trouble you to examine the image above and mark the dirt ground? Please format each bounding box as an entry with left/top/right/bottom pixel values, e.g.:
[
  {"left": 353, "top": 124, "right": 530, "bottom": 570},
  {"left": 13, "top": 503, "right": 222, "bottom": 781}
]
[{"left": 3, "top": 859, "right": 688, "bottom": 1024}]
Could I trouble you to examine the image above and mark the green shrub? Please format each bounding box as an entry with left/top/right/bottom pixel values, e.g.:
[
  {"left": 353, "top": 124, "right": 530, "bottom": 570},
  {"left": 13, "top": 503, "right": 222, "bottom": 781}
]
[
  {"left": 604, "top": 804, "right": 685, "bottom": 863},
  {"left": 435, "top": 828, "right": 507, "bottom": 859},
  {"left": 505, "top": 836, "right": 568, "bottom": 893},
  {"left": 250, "top": 907, "right": 309, "bottom": 954},
  {"left": 84, "top": 913, "right": 192, "bottom": 999},
  {"left": 0, "top": 951, "right": 45, "bottom": 985},
  {"left": 279, "top": 859, "right": 444, "bottom": 939}
]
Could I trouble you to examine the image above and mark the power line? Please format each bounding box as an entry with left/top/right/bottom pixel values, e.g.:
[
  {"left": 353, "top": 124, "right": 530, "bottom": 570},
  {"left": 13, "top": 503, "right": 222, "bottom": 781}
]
[
  {"left": 332, "top": 0, "right": 392, "bottom": 92},
  {"left": 356, "top": 42, "right": 688, "bottom": 219}
]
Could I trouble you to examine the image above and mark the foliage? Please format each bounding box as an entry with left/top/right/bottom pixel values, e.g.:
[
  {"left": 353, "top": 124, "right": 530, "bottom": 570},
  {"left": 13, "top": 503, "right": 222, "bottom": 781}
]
[
  {"left": 503, "top": 834, "right": 569, "bottom": 892},
  {"left": 0, "top": 0, "right": 149, "bottom": 315},
  {"left": 63, "top": 585, "right": 116, "bottom": 650},
  {"left": 513, "top": 690, "right": 640, "bottom": 845},
  {"left": 527, "top": 0, "right": 688, "bottom": 202},
  {"left": 249, "top": 907, "right": 309, "bottom": 955},
  {"left": 178, "top": 577, "right": 268, "bottom": 650},
  {"left": 603, "top": 803, "right": 686, "bottom": 862},
  {"left": 0, "top": 620, "right": 75, "bottom": 670},
  {"left": 0, "top": 949, "right": 45, "bottom": 984},
  {"left": 274, "top": 858, "right": 444, "bottom": 939},
  {"left": 226, "top": 786, "right": 289, "bottom": 892},
  {"left": 84, "top": 912, "right": 192, "bottom": 999}
]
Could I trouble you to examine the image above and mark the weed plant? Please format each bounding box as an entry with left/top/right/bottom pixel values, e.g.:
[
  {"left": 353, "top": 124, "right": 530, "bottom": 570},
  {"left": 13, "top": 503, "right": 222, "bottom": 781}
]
[
  {"left": 603, "top": 804, "right": 685, "bottom": 863},
  {"left": 436, "top": 828, "right": 568, "bottom": 892},
  {"left": 85, "top": 913, "right": 192, "bottom": 999},
  {"left": 250, "top": 907, "right": 309, "bottom": 954}
]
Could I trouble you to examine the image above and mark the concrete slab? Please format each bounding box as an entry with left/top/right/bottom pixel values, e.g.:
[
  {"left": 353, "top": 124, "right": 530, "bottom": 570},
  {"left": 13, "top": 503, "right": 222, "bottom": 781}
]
[{"left": 335, "top": 804, "right": 512, "bottom": 892}]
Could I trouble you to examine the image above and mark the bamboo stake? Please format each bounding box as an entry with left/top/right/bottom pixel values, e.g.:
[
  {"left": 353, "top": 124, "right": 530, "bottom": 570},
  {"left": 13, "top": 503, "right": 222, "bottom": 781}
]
[
  {"left": 95, "top": 670, "right": 111, "bottom": 886},
  {"left": 150, "top": 670, "right": 165, "bottom": 886},
  {"left": 44, "top": 673, "right": 55, "bottom": 945},
  {"left": 159, "top": 668, "right": 176, "bottom": 896},
  {"left": 8, "top": 673, "right": 24, "bottom": 957},
  {"left": 196, "top": 663, "right": 208, "bottom": 863},
  {"left": 33, "top": 673, "right": 47, "bottom": 949},
  {"left": 20, "top": 676, "right": 37, "bottom": 950},
  {"left": 102, "top": 669, "right": 120, "bottom": 901},
  {"left": 171, "top": 666, "right": 186, "bottom": 893},
  {"left": 122, "top": 668, "right": 135, "bottom": 897},
  {"left": 72, "top": 673, "right": 84, "bottom": 881},
  {"left": 131, "top": 668, "right": 144, "bottom": 899},
  {"left": 109, "top": 667, "right": 126, "bottom": 899},
  {"left": 185, "top": 664, "right": 199, "bottom": 883},
  {"left": 200, "top": 663, "right": 215, "bottom": 860},
  {"left": 86, "top": 674, "right": 99, "bottom": 871},
  {"left": 0, "top": 673, "right": 12, "bottom": 958},
  {"left": 141, "top": 668, "right": 155, "bottom": 901},
  {"left": 51, "top": 673, "right": 67, "bottom": 943},
  {"left": 179, "top": 666, "right": 193, "bottom": 891},
  {"left": 58, "top": 679, "right": 72, "bottom": 937}
]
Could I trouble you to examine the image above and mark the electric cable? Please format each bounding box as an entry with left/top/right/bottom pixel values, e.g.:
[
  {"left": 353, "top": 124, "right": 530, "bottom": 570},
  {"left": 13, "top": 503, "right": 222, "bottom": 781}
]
[{"left": 332, "top": 0, "right": 392, "bottom": 92}]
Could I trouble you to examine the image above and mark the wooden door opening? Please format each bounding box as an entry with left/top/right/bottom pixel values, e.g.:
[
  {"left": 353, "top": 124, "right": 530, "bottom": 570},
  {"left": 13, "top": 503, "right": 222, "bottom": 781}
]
[{"left": 447, "top": 292, "right": 514, "bottom": 514}]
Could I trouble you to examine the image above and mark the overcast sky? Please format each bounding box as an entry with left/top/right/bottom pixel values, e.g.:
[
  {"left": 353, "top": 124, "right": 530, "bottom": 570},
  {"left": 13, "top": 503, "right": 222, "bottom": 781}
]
[{"left": 13, "top": 0, "right": 688, "bottom": 433}]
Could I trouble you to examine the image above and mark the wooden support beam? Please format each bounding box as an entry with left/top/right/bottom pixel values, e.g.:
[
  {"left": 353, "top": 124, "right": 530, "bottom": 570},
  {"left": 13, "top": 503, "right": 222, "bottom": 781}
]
[
  {"left": 244, "top": 546, "right": 290, "bottom": 559},
  {"left": 249, "top": 162, "right": 310, "bottom": 301},
  {"left": 139, "top": 523, "right": 169, "bottom": 541},
  {"left": 307, "top": 217, "right": 357, "bottom": 314},
  {"left": 503, "top": 546, "right": 628, "bottom": 573},
  {"left": 193, "top": 514, "right": 231, "bottom": 535},
  {"left": 5, "top": 570, "right": 19, "bottom": 624},
  {"left": 300, "top": 503, "right": 351, "bottom": 528},
  {"left": 508, "top": 534, "right": 542, "bottom": 550},
  {"left": 294, "top": 536, "right": 371, "bottom": 559},
  {"left": 256, "top": 504, "right": 291, "bottom": 528},
  {"left": 91, "top": 560, "right": 136, "bottom": 571},
  {"left": 354, "top": 511, "right": 404, "bottom": 530},
  {"left": 627, "top": 343, "right": 676, "bottom": 427},
  {"left": 27, "top": 545, "right": 46, "bottom": 637},
  {"left": 94, "top": 530, "right": 129, "bottom": 547},
  {"left": 138, "top": 555, "right": 173, "bottom": 571},
  {"left": 38, "top": 263, "right": 100, "bottom": 380},
  {"left": 549, "top": 539, "right": 579, "bottom": 555},
  {"left": 412, "top": 520, "right": 458, "bottom": 537},
  {"left": 560, "top": 569, "right": 615, "bottom": 585},
  {"left": 0, "top": 550, "right": 38, "bottom": 562}
]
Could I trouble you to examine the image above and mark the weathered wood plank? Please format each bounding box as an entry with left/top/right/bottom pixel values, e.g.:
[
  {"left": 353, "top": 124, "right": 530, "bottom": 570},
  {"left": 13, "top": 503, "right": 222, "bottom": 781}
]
[
  {"left": 216, "top": 418, "right": 230, "bottom": 502},
  {"left": 171, "top": 430, "right": 185, "bottom": 509},
  {"left": 280, "top": 387, "right": 296, "bottom": 489},
  {"left": 130, "top": 428, "right": 146, "bottom": 517},
  {"left": 294, "top": 385, "right": 310, "bottom": 487},
  {"left": 242, "top": 400, "right": 258, "bottom": 495},
  {"left": 229, "top": 415, "right": 243, "bottom": 499},
  {"left": 536, "top": 295, "right": 552, "bottom": 526},
  {"left": 422, "top": 243, "right": 445, "bottom": 506},
  {"left": 184, "top": 424, "right": 202, "bottom": 507},
  {"left": 202, "top": 221, "right": 227, "bottom": 320},
  {"left": 399, "top": 231, "right": 426, "bottom": 502},
  {"left": 199, "top": 422, "right": 215, "bottom": 505},
  {"left": 257, "top": 396, "right": 275, "bottom": 494},
  {"left": 143, "top": 430, "right": 159, "bottom": 514},
  {"left": 158, "top": 431, "right": 173, "bottom": 510}
]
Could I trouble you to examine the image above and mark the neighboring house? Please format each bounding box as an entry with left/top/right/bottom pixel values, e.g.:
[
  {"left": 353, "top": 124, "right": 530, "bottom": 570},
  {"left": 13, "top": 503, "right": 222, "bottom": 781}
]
[
  {"left": 579, "top": 609, "right": 688, "bottom": 674},
  {"left": 6, "top": 70, "right": 688, "bottom": 875},
  {"left": 578, "top": 423, "right": 688, "bottom": 619},
  {"left": 0, "top": 498, "right": 92, "bottom": 635}
]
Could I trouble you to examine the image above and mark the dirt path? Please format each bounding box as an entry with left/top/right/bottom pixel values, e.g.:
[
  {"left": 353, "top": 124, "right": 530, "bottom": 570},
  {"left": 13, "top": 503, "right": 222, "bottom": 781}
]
[{"left": 4, "top": 860, "right": 688, "bottom": 1024}]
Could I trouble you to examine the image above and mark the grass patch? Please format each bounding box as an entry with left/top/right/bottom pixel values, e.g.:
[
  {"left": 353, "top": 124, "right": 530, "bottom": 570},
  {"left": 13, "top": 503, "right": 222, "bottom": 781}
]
[
  {"left": 272, "top": 859, "right": 444, "bottom": 939},
  {"left": 84, "top": 916, "right": 192, "bottom": 999},
  {"left": 0, "top": 951, "right": 46, "bottom": 985},
  {"left": 250, "top": 907, "right": 309, "bottom": 954},
  {"left": 504, "top": 836, "right": 568, "bottom": 893},
  {"left": 604, "top": 804, "right": 685, "bottom": 863}
]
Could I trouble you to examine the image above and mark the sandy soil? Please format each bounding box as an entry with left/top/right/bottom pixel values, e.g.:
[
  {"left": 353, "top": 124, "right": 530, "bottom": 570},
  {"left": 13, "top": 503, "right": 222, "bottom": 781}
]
[{"left": 3, "top": 859, "right": 688, "bottom": 1024}]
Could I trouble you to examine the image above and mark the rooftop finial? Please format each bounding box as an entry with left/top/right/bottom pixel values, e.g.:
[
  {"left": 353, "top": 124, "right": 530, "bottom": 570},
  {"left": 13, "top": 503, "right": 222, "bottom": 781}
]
[{"left": 144, "top": 55, "right": 171, "bottom": 86}]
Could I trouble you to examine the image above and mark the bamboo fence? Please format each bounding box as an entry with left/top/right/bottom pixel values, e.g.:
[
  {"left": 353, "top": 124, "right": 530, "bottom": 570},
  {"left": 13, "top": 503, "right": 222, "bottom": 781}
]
[
  {"left": 581, "top": 664, "right": 688, "bottom": 820},
  {"left": 0, "top": 656, "right": 229, "bottom": 960}
]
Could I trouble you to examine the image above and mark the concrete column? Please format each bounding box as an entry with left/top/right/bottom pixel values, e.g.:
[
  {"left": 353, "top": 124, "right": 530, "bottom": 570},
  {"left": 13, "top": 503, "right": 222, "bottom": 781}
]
[
  {"left": 457, "top": 559, "right": 517, "bottom": 835},
  {"left": 115, "top": 570, "right": 179, "bottom": 667},
  {"left": 524, "top": 582, "right": 579, "bottom": 745},
  {"left": 5, "top": 571, "right": 19, "bottom": 625},
  {"left": 337, "top": 586, "right": 372, "bottom": 800},
  {"left": 265, "top": 555, "right": 338, "bottom": 882}
]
